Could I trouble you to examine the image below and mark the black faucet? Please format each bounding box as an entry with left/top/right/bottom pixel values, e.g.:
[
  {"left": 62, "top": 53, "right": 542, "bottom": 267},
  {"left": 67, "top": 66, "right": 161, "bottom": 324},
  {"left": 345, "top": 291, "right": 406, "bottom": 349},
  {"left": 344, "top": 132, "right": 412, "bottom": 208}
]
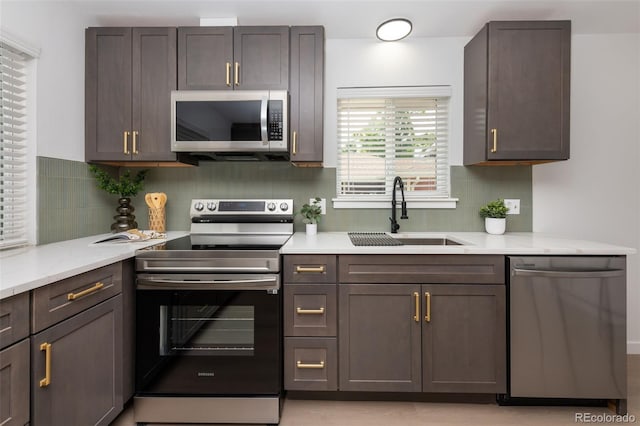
[{"left": 389, "top": 176, "right": 408, "bottom": 233}]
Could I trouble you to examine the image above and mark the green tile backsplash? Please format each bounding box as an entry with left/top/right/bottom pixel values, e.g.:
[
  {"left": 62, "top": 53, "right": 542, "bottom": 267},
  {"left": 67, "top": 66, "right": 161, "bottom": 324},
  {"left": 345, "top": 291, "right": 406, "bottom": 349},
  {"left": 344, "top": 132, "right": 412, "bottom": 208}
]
[{"left": 37, "top": 157, "right": 532, "bottom": 244}]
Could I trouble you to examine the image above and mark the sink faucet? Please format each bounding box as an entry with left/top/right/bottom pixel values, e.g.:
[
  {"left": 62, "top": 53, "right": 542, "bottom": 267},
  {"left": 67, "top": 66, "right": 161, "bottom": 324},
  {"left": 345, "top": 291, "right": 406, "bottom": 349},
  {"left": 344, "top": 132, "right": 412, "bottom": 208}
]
[{"left": 389, "top": 176, "right": 408, "bottom": 233}]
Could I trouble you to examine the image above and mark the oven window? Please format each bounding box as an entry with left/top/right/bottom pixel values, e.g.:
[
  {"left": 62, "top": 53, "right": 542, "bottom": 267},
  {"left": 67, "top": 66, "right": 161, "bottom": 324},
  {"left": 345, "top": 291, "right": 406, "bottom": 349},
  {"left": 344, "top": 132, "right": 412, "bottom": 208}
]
[{"left": 161, "top": 304, "right": 255, "bottom": 356}]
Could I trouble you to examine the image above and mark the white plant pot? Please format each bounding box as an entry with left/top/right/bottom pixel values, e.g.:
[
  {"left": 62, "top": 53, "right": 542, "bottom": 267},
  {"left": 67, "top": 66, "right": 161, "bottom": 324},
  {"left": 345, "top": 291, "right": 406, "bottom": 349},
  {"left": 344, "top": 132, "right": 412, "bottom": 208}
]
[
  {"left": 485, "top": 218, "right": 506, "bottom": 235},
  {"left": 306, "top": 223, "right": 318, "bottom": 235}
]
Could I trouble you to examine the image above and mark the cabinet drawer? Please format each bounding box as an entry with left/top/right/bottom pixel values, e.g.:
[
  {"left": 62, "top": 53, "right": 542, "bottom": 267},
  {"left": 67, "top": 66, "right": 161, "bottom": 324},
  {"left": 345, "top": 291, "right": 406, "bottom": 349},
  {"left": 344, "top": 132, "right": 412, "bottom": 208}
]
[
  {"left": 339, "top": 255, "right": 505, "bottom": 284},
  {"left": 284, "top": 284, "right": 336, "bottom": 337},
  {"left": 32, "top": 262, "right": 122, "bottom": 333},
  {"left": 284, "top": 337, "right": 337, "bottom": 391},
  {"left": 0, "top": 292, "right": 30, "bottom": 350},
  {"left": 284, "top": 255, "right": 336, "bottom": 283}
]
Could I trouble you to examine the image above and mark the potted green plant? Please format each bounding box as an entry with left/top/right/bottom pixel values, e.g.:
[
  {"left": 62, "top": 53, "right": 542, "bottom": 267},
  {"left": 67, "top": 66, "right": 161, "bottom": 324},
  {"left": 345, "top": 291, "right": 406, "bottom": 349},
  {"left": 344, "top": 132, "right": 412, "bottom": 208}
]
[
  {"left": 479, "top": 198, "right": 508, "bottom": 235},
  {"left": 298, "top": 197, "right": 322, "bottom": 235},
  {"left": 89, "top": 165, "right": 148, "bottom": 232}
]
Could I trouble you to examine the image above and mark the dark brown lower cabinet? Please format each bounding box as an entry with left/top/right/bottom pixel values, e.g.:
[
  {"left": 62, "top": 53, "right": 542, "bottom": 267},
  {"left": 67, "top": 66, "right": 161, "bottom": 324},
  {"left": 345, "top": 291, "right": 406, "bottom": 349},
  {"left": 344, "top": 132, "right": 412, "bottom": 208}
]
[
  {"left": 422, "top": 285, "right": 506, "bottom": 393},
  {"left": 338, "top": 283, "right": 506, "bottom": 393},
  {"left": 0, "top": 338, "right": 30, "bottom": 426},
  {"left": 339, "top": 284, "right": 422, "bottom": 392},
  {"left": 31, "top": 296, "right": 123, "bottom": 426}
]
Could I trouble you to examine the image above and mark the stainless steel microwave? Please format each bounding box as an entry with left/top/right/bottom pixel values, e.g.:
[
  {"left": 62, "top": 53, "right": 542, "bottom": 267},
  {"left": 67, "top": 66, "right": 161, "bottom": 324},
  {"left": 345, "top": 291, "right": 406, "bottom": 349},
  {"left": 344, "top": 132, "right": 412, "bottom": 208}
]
[{"left": 171, "top": 90, "right": 288, "bottom": 157}]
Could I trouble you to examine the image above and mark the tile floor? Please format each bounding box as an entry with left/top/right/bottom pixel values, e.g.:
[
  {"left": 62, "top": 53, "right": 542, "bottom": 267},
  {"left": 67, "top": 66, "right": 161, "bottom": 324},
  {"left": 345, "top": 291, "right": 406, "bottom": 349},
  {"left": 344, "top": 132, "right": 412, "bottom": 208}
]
[{"left": 113, "top": 355, "right": 639, "bottom": 426}]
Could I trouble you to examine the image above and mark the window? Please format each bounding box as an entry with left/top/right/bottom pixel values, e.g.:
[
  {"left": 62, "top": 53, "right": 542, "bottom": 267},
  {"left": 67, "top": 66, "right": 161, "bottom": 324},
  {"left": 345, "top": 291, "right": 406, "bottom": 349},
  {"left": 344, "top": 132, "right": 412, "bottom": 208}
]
[
  {"left": 1, "top": 37, "right": 37, "bottom": 249},
  {"left": 335, "top": 86, "right": 454, "bottom": 208}
]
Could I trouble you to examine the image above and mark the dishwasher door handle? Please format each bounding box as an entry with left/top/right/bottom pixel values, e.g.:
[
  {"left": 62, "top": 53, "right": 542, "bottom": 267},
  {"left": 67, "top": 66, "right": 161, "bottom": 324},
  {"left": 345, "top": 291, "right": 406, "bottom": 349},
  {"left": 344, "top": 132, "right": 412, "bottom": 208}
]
[{"left": 511, "top": 268, "right": 625, "bottom": 279}]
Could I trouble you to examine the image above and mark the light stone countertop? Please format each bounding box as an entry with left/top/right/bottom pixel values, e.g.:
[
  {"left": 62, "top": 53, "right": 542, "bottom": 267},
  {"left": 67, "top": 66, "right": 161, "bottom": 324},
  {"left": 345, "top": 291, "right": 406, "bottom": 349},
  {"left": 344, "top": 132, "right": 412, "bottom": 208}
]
[
  {"left": 1, "top": 230, "right": 635, "bottom": 300},
  {"left": 0, "top": 231, "right": 188, "bottom": 300},
  {"left": 281, "top": 231, "right": 637, "bottom": 255}
]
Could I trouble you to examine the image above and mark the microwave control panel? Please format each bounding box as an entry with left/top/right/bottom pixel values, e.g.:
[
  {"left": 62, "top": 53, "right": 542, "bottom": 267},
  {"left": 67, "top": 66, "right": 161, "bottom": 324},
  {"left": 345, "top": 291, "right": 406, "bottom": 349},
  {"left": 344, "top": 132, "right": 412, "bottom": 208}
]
[{"left": 268, "top": 100, "right": 283, "bottom": 141}]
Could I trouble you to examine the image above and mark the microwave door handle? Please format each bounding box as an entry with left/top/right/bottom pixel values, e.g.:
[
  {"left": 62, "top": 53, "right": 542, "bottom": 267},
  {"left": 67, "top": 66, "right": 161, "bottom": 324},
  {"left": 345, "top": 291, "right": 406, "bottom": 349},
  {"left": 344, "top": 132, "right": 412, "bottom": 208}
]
[{"left": 260, "top": 96, "right": 268, "bottom": 146}]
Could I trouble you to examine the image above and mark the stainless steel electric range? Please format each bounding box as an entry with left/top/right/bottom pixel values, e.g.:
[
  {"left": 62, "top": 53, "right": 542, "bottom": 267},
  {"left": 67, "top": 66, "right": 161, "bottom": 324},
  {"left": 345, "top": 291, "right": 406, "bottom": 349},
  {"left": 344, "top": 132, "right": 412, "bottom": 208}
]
[{"left": 133, "top": 199, "right": 293, "bottom": 425}]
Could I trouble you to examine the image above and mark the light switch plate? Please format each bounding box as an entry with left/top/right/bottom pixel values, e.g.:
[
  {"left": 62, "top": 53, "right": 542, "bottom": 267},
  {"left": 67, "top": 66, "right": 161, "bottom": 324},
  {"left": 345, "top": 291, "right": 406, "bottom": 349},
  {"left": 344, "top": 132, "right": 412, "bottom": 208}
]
[
  {"left": 310, "top": 198, "right": 326, "bottom": 215},
  {"left": 504, "top": 199, "right": 520, "bottom": 215}
]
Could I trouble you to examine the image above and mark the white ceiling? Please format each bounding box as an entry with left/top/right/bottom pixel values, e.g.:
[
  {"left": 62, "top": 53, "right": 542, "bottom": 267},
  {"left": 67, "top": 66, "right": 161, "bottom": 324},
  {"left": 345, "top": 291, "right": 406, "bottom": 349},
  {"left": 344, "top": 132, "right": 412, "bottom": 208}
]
[{"left": 13, "top": 0, "right": 640, "bottom": 38}]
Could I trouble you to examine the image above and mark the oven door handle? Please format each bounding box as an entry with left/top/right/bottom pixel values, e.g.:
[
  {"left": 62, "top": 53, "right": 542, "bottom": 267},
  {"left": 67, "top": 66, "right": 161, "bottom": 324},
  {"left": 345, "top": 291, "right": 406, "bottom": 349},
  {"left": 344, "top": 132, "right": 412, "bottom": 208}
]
[{"left": 137, "top": 276, "right": 279, "bottom": 291}]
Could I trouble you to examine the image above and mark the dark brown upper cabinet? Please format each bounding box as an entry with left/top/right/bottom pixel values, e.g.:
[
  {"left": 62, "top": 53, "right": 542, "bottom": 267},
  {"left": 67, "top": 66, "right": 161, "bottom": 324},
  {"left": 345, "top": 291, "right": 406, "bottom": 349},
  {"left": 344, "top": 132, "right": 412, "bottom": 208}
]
[
  {"left": 85, "top": 27, "right": 193, "bottom": 166},
  {"left": 463, "top": 21, "right": 571, "bottom": 165},
  {"left": 178, "top": 26, "right": 289, "bottom": 90},
  {"left": 289, "top": 26, "right": 325, "bottom": 165}
]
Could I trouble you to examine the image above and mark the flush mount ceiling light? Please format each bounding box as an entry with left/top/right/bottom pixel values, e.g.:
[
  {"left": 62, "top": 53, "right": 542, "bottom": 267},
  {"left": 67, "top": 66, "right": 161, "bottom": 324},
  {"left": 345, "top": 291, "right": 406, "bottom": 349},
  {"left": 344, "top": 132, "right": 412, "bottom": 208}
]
[{"left": 376, "top": 18, "right": 412, "bottom": 42}]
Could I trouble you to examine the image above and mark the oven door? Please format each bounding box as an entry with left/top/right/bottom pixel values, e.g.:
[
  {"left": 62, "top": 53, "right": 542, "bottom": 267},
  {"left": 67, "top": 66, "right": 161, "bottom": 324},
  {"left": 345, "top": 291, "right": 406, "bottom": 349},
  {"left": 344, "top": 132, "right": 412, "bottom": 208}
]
[{"left": 135, "top": 274, "right": 281, "bottom": 396}]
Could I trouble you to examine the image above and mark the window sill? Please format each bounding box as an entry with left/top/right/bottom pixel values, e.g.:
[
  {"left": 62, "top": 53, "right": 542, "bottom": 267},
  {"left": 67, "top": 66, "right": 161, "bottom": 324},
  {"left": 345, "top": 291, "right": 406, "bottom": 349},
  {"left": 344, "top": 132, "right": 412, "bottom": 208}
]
[{"left": 332, "top": 198, "right": 458, "bottom": 209}]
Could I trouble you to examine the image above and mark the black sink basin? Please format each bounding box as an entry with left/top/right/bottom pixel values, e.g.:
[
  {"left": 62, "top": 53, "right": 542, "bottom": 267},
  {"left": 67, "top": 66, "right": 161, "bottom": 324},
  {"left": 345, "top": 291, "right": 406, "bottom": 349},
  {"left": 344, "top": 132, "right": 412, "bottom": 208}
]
[{"left": 392, "top": 237, "right": 462, "bottom": 246}]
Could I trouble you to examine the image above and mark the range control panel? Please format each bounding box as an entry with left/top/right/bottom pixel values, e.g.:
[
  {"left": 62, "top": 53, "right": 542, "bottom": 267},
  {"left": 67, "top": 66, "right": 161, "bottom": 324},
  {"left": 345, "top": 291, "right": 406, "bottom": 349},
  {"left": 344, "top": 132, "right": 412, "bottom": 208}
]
[{"left": 190, "top": 199, "right": 293, "bottom": 218}]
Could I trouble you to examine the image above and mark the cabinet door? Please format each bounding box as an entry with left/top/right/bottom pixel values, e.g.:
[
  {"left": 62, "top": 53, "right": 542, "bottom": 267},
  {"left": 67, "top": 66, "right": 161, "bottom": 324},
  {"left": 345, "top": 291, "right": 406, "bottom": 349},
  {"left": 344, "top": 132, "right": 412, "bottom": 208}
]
[
  {"left": 85, "top": 27, "right": 132, "bottom": 162},
  {"left": 289, "top": 26, "right": 324, "bottom": 163},
  {"left": 178, "top": 27, "right": 233, "bottom": 90},
  {"left": 486, "top": 21, "right": 570, "bottom": 161},
  {"left": 422, "top": 284, "right": 506, "bottom": 393},
  {"left": 0, "top": 339, "right": 30, "bottom": 426},
  {"left": 339, "top": 284, "right": 421, "bottom": 392},
  {"left": 32, "top": 296, "right": 123, "bottom": 426},
  {"left": 234, "top": 26, "right": 289, "bottom": 90},
  {"left": 132, "top": 27, "right": 178, "bottom": 161}
]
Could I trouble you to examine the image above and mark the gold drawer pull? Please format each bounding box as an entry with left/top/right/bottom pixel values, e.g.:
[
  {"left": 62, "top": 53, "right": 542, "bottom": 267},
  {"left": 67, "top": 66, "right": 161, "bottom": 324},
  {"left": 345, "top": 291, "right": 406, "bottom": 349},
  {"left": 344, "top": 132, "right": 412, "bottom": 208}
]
[
  {"left": 297, "top": 360, "right": 325, "bottom": 369},
  {"left": 39, "top": 342, "right": 52, "bottom": 387},
  {"left": 226, "top": 62, "right": 231, "bottom": 86},
  {"left": 425, "top": 292, "right": 431, "bottom": 323},
  {"left": 123, "top": 131, "right": 130, "bottom": 154},
  {"left": 295, "top": 265, "right": 325, "bottom": 273},
  {"left": 132, "top": 130, "right": 139, "bottom": 154},
  {"left": 67, "top": 282, "right": 104, "bottom": 301},
  {"left": 490, "top": 128, "right": 498, "bottom": 153},
  {"left": 413, "top": 292, "right": 419, "bottom": 322},
  {"left": 292, "top": 131, "right": 298, "bottom": 155},
  {"left": 296, "top": 307, "right": 325, "bottom": 315},
  {"left": 234, "top": 62, "right": 240, "bottom": 86}
]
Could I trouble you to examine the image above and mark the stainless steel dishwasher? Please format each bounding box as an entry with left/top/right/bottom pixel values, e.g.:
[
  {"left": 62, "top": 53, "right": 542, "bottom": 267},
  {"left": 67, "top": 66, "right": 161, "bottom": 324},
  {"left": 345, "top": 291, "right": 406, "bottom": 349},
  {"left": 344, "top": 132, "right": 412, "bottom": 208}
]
[{"left": 508, "top": 256, "right": 627, "bottom": 413}]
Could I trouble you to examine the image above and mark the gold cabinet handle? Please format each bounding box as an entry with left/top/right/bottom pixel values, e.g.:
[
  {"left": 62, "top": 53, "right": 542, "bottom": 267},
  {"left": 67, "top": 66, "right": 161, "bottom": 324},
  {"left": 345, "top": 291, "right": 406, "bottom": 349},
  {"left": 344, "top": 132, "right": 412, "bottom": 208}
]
[
  {"left": 226, "top": 62, "right": 231, "bottom": 86},
  {"left": 295, "top": 265, "right": 325, "bottom": 273},
  {"left": 296, "top": 307, "right": 325, "bottom": 315},
  {"left": 234, "top": 62, "right": 240, "bottom": 86},
  {"left": 123, "top": 131, "right": 130, "bottom": 154},
  {"left": 39, "top": 342, "right": 52, "bottom": 387},
  {"left": 297, "top": 360, "right": 325, "bottom": 369},
  {"left": 413, "top": 292, "right": 420, "bottom": 322},
  {"left": 490, "top": 128, "right": 498, "bottom": 153},
  {"left": 425, "top": 292, "right": 431, "bottom": 323},
  {"left": 292, "top": 131, "right": 297, "bottom": 155},
  {"left": 132, "top": 130, "right": 139, "bottom": 154},
  {"left": 67, "top": 282, "right": 104, "bottom": 301}
]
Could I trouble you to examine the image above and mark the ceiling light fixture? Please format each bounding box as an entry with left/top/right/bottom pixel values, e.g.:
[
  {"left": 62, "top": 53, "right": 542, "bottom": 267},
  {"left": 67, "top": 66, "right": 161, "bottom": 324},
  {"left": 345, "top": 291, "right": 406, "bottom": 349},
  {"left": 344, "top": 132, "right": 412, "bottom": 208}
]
[{"left": 376, "top": 18, "right": 412, "bottom": 42}]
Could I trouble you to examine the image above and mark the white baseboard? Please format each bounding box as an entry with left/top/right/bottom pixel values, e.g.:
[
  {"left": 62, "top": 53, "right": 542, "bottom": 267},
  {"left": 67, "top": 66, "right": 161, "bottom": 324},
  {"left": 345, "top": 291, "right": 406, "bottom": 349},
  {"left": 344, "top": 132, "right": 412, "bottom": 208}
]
[{"left": 628, "top": 341, "right": 640, "bottom": 354}]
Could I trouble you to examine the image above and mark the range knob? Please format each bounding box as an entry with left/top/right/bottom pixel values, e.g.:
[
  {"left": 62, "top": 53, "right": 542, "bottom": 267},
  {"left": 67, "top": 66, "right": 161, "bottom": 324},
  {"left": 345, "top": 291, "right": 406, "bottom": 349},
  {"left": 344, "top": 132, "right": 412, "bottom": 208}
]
[
  {"left": 267, "top": 202, "right": 276, "bottom": 211},
  {"left": 279, "top": 202, "right": 289, "bottom": 212},
  {"left": 206, "top": 202, "right": 217, "bottom": 211},
  {"left": 193, "top": 202, "right": 204, "bottom": 211}
]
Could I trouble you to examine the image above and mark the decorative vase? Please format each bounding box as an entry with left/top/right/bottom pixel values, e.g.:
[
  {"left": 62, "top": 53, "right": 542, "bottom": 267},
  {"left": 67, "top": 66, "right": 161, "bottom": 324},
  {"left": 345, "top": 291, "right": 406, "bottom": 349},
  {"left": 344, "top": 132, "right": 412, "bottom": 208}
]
[
  {"left": 484, "top": 218, "right": 506, "bottom": 235},
  {"left": 111, "top": 197, "right": 138, "bottom": 232},
  {"left": 306, "top": 223, "right": 318, "bottom": 235}
]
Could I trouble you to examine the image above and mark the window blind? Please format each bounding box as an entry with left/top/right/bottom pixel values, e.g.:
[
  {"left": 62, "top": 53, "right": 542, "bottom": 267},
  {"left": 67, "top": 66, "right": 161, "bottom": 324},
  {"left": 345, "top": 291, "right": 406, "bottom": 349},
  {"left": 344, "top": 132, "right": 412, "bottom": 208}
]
[
  {"left": 1, "top": 42, "right": 29, "bottom": 249},
  {"left": 337, "top": 87, "right": 450, "bottom": 201}
]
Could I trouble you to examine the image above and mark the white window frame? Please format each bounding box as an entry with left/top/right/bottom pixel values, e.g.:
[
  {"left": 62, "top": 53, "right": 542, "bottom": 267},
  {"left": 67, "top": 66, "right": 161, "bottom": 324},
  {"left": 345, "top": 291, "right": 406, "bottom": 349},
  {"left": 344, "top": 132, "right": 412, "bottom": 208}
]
[
  {"left": 334, "top": 86, "right": 457, "bottom": 209},
  {"left": 1, "top": 31, "right": 39, "bottom": 250}
]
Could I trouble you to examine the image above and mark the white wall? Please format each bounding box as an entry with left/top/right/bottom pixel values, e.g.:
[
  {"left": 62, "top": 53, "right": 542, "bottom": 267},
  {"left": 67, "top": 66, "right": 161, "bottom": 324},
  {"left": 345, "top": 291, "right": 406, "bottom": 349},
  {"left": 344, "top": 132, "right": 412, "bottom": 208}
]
[
  {"left": 0, "top": 1, "right": 95, "bottom": 161},
  {"left": 532, "top": 34, "right": 640, "bottom": 354},
  {"left": 324, "top": 37, "right": 467, "bottom": 167}
]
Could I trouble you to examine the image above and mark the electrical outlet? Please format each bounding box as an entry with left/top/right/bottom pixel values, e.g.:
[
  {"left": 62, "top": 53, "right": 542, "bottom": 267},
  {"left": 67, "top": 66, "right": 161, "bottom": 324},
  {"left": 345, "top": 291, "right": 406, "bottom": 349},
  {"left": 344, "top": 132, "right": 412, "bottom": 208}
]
[
  {"left": 310, "top": 198, "right": 326, "bottom": 215},
  {"left": 504, "top": 199, "right": 520, "bottom": 215}
]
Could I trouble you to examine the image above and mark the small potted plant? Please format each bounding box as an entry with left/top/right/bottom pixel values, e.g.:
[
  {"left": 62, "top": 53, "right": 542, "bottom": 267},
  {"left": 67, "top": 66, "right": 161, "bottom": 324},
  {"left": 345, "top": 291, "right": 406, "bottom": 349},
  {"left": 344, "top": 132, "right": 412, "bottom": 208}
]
[
  {"left": 298, "top": 197, "right": 322, "bottom": 235},
  {"left": 479, "top": 198, "right": 508, "bottom": 235},
  {"left": 89, "top": 165, "right": 148, "bottom": 232}
]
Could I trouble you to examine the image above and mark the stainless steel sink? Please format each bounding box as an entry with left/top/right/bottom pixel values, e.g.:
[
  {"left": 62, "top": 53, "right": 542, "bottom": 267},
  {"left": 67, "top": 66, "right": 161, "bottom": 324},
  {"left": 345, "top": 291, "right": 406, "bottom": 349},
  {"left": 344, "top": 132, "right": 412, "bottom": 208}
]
[{"left": 392, "top": 237, "right": 462, "bottom": 246}]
